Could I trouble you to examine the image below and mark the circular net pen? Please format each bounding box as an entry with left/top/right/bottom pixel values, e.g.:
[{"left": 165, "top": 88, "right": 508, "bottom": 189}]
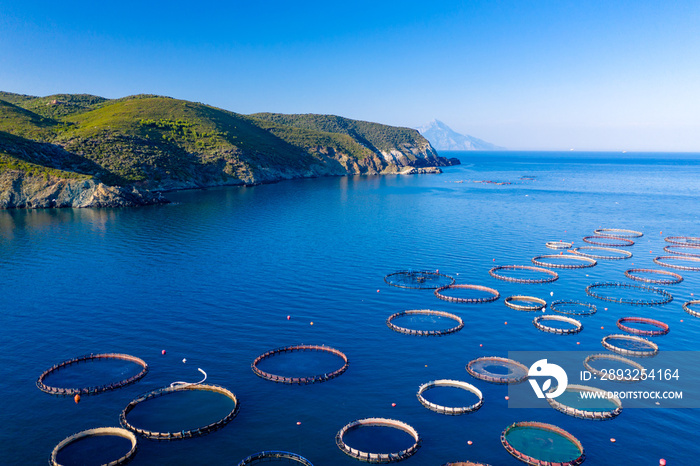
[
  {"left": 583, "top": 354, "right": 646, "bottom": 383},
  {"left": 384, "top": 270, "right": 455, "bottom": 289},
  {"left": 442, "top": 462, "right": 492, "bottom": 466},
  {"left": 594, "top": 228, "right": 643, "bottom": 238},
  {"left": 601, "top": 334, "right": 659, "bottom": 357},
  {"left": 504, "top": 296, "right": 547, "bottom": 312},
  {"left": 582, "top": 236, "right": 635, "bottom": 247},
  {"left": 653, "top": 256, "right": 700, "bottom": 271},
  {"left": 335, "top": 418, "right": 421, "bottom": 463},
  {"left": 488, "top": 265, "right": 558, "bottom": 284},
  {"left": 531, "top": 255, "right": 597, "bottom": 269},
  {"left": 237, "top": 451, "right": 314, "bottom": 466},
  {"left": 251, "top": 344, "right": 349, "bottom": 384},
  {"left": 50, "top": 427, "right": 137, "bottom": 466},
  {"left": 585, "top": 282, "right": 673, "bottom": 306},
  {"left": 416, "top": 379, "right": 484, "bottom": 415},
  {"left": 617, "top": 317, "right": 669, "bottom": 336},
  {"left": 546, "top": 241, "right": 573, "bottom": 250},
  {"left": 119, "top": 384, "right": 240, "bottom": 440},
  {"left": 533, "top": 315, "right": 583, "bottom": 335},
  {"left": 434, "top": 284, "right": 500, "bottom": 304},
  {"left": 550, "top": 300, "right": 597, "bottom": 316},
  {"left": 501, "top": 422, "right": 585, "bottom": 466},
  {"left": 663, "top": 245, "right": 700, "bottom": 257},
  {"left": 665, "top": 236, "right": 700, "bottom": 246},
  {"left": 683, "top": 300, "right": 700, "bottom": 317},
  {"left": 546, "top": 385, "right": 622, "bottom": 420},
  {"left": 570, "top": 246, "right": 632, "bottom": 260},
  {"left": 466, "top": 357, "right": 528, "bottom": 384},
  {"left": 37, "top": 353, "right": 149, "bottom": 396},
  {"left": 386, "top": 310, "right": 463, "bottom": 336},
  {"left": 624, "top": 268, "right": 683, "bottom": 285}
]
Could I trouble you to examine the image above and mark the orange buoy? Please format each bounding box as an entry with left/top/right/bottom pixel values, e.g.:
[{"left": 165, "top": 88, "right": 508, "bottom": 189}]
[
  {"left": 296, "top": 421, "right": 301, "bottom": 425},
  {"left": 391, "top": 403, "right": 396, "bottom": 407},
  {"left": 161, "top": 350, "right": 166, "bottom": 355},
  {"left": 576, "top": 342, "right": 580, "bottom": 345},
  {"left": 601, "top": 326, "right": 604, "bottom": 330},
  {"left": 659, "top": 459, "right": 666, "bottom": 465},
  {"left": 505, "top": 396, "right": 509, "bottom": 400},
  {"left": 74, "top": 394, "right": 81, "bottom": 404},
  {"left": 310, "top": 322, "right": 314, "bottom": 326},
  {"left": 467, "top": 440, "right": 473, "bottom": 445},
  {"left": 604, "top": 308, "right": 608, "bottom": 311},
  {"left": 610, "top": 438, "right": 616, "bottom": 443},
  {"left": 681, "top": 319, "right": 684, "bottom": 322},
  {"left": 504, "top": 321, "right": 508, "bottom": 325},
  {"left": 479, "top": 344, "right": 483, "bottom": 347}
]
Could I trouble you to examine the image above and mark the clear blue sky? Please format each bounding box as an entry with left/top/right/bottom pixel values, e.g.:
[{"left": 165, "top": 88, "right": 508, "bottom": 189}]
[{"left": 1, "top": 1, "right": 699, "bottom": 151}]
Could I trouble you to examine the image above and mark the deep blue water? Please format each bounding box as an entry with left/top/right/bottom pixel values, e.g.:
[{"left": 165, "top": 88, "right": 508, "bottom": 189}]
[{"left": 2, "top": 151, "right": 700, "bottom": 465}]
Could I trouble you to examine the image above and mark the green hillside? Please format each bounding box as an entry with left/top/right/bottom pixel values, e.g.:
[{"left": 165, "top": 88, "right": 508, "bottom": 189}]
[{"left": 0, "top": 91, "right": 449, "bottom": 208}]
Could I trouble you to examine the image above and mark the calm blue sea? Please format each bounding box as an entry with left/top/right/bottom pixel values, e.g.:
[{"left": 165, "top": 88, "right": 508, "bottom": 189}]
[{"left": 2, "top": 151, "right": 700, "bottom": 465}]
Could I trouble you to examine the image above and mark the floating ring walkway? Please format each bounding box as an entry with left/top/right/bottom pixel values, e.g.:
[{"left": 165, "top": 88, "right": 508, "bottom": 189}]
[
  {"left": 50, "top": 427, "right": 137, "bottom": 466},
  {"left": 663, "top": 245, "right": 700, "bottom": 257},
  {"left": 601, "top": 334, "right": 659, "bottom": 357},
  {"left": 531, "top": 255, "right": 597, "bottom": 269},
  {"left": 583, "top": 354, "right": 645, "bottom": 383},
  {"left": 546, "top": 241, "right": 573, "bottom": 250},
  {"left": 533, "top": 315, "right": 583, "bottom": 335},
  {"left": 594, "top": 228, "right": 643, "bottom": 238},
  {"left": 570, "top": 246, "right": 632, "bottom": 260},
  {"left": 653, "top": 256, "right": 700, "bottom": 271},
  {"left": 120, "top": 384, "right": 239, "bottom": 440},
  {"left": 386, "top": 310, "right": 463, "bottom": 336},
  {"left": 384, "top": 270, "right": 455, "bottom": 289},
  {"left": 489, "top": 265, "right": 558, "bottom": 284},
  {"left": 434, "top": 284, "right": 500, "bottom": 304},
  {"left": 336, "top": 418, "right": 421, "bottom": 463},
  {"left": 546, "top": 385, "right": 622, "bottom": 420},
  {"left": 665, "top": 236, "right": 700, "bottom": 245},
  {"left": 550, "top": 300, "right": 597, "bottom": 316},
  {"left": 501, "top": 422, "right": 585, "bottom": 466},
  {"left": 683, "top": 300, "right": 700, "bottom": 317},
  {"left": 252, "top": 345, "right": 349, "bottom": 384},
  {"left": 504, "top": 296, "right": 547, "bottom": 311},
  {"left": 582, "top": 236, "right": 635, "bottom": 247},
  {"left": 416, "top": 380, "right": 484, "bottom": 415},
  {"left": 617, "top": 317, "right": 669, "bottom": 336},
  {"left": 37, "top": 353, "right": 148, "bottom": 396},
  {"left": 466, "top": 357, "right": 528, "bottom": 384},
  {"left": 585, "top": 282, "right": 673, "bottom": 306},
  {"left": 624, "top": 268, "right": 683, "bottom": 285},
  {"left": 237, "top": 451, "right": 314, "bottom": 466}
]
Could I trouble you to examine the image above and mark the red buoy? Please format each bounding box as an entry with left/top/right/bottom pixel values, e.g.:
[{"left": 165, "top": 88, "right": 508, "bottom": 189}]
[
  {"left": 391, "top": 403, "right": 396, "bottom": 407},
  {"left": 287, "top": 315, "right": 291, "bottom": 320},
  {"left": 161, "top": 350, "right": 166, "bottom": 355},
  {"left": 660, "top": 459, "right": 667, "bottom": 465}
]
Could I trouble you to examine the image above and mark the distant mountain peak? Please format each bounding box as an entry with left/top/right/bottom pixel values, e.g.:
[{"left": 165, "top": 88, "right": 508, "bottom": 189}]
[{"left": 417, "top": 120, "right": 504, "bottom": 151}]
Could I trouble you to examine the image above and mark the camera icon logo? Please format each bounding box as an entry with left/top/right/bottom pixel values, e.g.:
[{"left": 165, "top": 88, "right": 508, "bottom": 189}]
[{"left": 528, "top": 359, "right": 568, "bottom": 399}]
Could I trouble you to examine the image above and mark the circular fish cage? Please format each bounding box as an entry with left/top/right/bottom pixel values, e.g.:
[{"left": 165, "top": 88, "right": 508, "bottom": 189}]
[
  {"left": 624, "top": 268, "right": 683, "bottom": 285},
  {"left": 335, "top": 418, "right": 421, "bottom": 463},
  {"left": 501, "top": 421, "right": 585, "bottom": 466},
  {"left": 533, "top": 315, "right": 583, "bottom": 335},
  {"left": 653, "top": 255, "right": 700, "bottom": 271},
  {"left": 569, "top": 246, "right": 632, "bottom": 260},
  {"left": 546, "top": 384, "right": 622, "bottom": 420},
  {"left": 120, "top": 384, "right": 240, "bottom": 440},
  {"left": 504, "top": 296, "right": 547, "bottom": 311},
  {"left": 665, "top": 236, "right": 700, "bottom": 245},
  {"left": 582, "top": 236, "right": 635, "bottom": 247},
  {"left": 683, "top": 300, "right": 700, "bottom": 317},
  {"left": 434, "top": 284, "right": 500, "bottom": 304},
  {"left": 37, "top": 353, "right": 148, "bottom": 396},
  {"left": 546, "top": 241, "right": 573, "bottom": 250},
  {"left": 465, "top": 357, "right": 528, "bottom": 384},
  {"left": 416, "top": 379, "right": 484, "bottom": 415},
  {"left": 237, "top": 451, "right": 314, "bottom": 466},
  {"left": 531, "top": 255, "right": 597, "bottom": 269},
  {"left": 442, "top": 462, "right": 492, "bottom": 466},
  {"left": 583, "top": 354, "right": 646, "bottom": 383},
  {"left": 488, "top": 265, "right": 559, "bottom": 284},
  {"left": 386, "top": 310, "right": 464, "bottom": 336},
  {"left": 384, "top": 270, "right": 455, "bottom": 289},
  {"left": 252, "top": 345, "right": 349, "bottom": 384},
  {"left": 50, "top": 427, "right": 137, "bottom": 466},
  {"left": 585, "top": 282, "right": 673, "bottom": 306},
  {"left": 663, "top": 245, "right": 700, "bottom": 257},
  {"left": 601, "top": 334, "right": 659, "bottom": 357},
  {"left": 594, "top": 228, "right": 643, "bottom": 238},
  {"left": 617, "top": 317, "right": 669, "bottom": 336},
  {"left": 550, "top": 300, "right": 597, "bottom": 316}
]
